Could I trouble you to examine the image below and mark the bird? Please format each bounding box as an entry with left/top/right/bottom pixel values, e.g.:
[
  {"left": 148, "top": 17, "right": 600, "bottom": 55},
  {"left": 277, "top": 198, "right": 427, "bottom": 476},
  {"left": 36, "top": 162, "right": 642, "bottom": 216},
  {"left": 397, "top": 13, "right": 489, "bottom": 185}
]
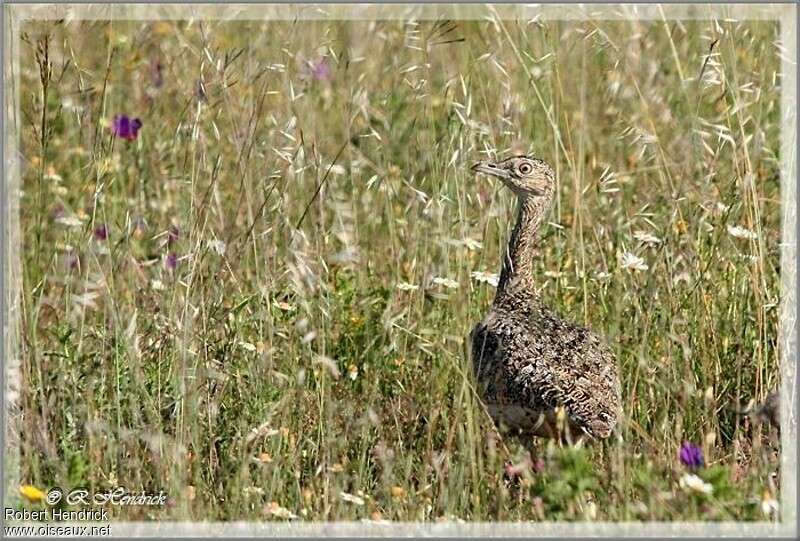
[{"left": 469, "top": 155, "right": 622, "bottom": 448}]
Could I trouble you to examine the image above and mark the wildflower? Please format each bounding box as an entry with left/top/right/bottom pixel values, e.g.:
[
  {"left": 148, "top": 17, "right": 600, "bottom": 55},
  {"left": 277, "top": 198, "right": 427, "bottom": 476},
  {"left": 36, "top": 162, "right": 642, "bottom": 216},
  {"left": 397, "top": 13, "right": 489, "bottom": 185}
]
[
  {"left": 264, "top": 501, "right": 298, "bottom": 519},
  {"left": 207, "top": 239, "right": 226, "bottom": 256},
  {"left": 470, "top": 271, "right": 499, "bottom": 287},
  {"left": 679, "top": 473, "right": 713, "bottom": 495},
  {"left": 339, "top": 492, "right": 365, "bottom": 506},
  {"left": 432, "top": 276, "right": 459, "bottom": 289},
  {"left": 310, "top": 58, "right": 331, "bottom": 81},
  {"left": 679, "top": 441, "right": 704, "bottom": 468},
  {"left": 348, "top": 364, "right": 358, "bottom": 381},
  {"left": 727, "top": 224, "right": 758, "bottom": 240},
  {"left": 111, "top": 115, "right": 143, "bottom": 141},
  {"left": 391, "top": 486, "right": 405, "bottom": 499},
  {"left": 619, "top": 251, "right": 649, "bottom": 272},
  {"left": 633, "top": 231, "right": 662, "bottom": 245},
  {"left": 93, "top": 224, "right": 108, "bottom": 241},
  {"left": 166, "top": 252, "right": 178, "bottom": 270},
  {"left": 55, "top": 215, "right": 85, "bottom": 228},
  {"left": 44, "top": 166, "right": 62, "bottom": 182},
  {"left": 19, "top": 485, "right": 46, "bottom": 503},
  {"left": 396, "top": 282, "right": 419, "bottom": 291},
  {"left": 313, "top": 355, "right": 340, "bottom": 379}
]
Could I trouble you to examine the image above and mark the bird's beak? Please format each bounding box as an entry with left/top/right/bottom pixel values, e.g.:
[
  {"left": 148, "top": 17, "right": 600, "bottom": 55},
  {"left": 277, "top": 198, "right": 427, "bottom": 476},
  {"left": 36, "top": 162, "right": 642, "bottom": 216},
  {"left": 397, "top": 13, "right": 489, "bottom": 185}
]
[{"left": 471, "top": 160, "right": 510, "bottom": 180}]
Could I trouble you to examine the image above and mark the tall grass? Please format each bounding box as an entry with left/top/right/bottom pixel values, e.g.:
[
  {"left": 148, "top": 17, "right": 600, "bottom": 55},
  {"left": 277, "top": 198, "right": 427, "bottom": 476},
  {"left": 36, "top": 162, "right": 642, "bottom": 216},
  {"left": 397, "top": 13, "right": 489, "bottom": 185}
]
[{"left": 13, "top": 16, "right": 782, "bottom": 521}]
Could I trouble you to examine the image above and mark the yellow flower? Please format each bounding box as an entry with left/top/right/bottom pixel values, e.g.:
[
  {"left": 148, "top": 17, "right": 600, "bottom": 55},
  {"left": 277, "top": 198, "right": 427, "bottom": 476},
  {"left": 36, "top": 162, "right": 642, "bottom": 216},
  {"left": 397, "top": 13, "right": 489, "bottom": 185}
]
[{"left": 19, "top": 485, "right": 46, "bottom": 503}]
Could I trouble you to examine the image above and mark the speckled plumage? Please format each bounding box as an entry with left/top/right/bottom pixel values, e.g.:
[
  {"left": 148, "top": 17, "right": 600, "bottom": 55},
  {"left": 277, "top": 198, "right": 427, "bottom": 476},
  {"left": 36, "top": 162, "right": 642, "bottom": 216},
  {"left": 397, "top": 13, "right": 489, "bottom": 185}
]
[{"left": 470, "top": 156, "right": 621, "bottom": 442}]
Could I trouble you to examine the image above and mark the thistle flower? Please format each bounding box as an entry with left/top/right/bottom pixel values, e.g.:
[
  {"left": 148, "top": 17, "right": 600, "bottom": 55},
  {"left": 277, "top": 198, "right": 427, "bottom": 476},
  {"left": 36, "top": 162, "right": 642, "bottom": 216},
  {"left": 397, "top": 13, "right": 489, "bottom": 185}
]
[
  {"left": 93, "top": 224, "right": 108, "bottom": 241},
  {"left": 679, "top": 441, "right": 704, "bottom": 469},
  {"left": 111, "top": 114, "right": 143, "bottom": 141},
  {"left": 166, "top": 252, "right": 178, "bottom": 270}
]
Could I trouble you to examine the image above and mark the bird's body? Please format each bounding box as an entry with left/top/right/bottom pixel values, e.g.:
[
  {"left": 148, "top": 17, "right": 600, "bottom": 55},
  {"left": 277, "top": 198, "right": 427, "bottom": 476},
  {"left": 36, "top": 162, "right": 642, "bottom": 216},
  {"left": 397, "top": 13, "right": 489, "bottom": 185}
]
[{"left": 470, "top": 156, "right": 621, "bottom": 444}]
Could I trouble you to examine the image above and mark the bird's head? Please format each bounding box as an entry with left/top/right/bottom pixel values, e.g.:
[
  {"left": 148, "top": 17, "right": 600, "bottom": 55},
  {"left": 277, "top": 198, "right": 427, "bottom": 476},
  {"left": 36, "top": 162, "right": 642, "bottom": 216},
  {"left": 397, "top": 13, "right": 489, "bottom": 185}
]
[{"left": 471, "top": 155, "right": 555, "bottom": 199}]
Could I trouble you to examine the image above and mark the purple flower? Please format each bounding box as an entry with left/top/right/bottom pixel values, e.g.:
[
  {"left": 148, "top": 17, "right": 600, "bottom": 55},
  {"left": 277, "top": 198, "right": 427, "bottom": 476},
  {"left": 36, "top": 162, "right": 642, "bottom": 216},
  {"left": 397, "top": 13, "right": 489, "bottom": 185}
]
[
  {"left": 93, "top": 224, "right": 108, "bottom": 241},
  {"left": 679, "top": 441, "right": 704, "bottom": 469},
  {"left": 310, "top": 58, "right": 331, "bottom": 81},
  {"left": 111, "top": 115, "right": 142, "bottom": 141},
  {"left": 166, "top": 252, "right": 178, "bottom": 270}
]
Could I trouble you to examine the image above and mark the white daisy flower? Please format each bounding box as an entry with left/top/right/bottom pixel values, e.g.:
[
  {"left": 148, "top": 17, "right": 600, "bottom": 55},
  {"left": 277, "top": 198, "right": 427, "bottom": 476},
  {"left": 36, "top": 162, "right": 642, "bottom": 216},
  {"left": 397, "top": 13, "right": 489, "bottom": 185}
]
[
  {"left": 619, "top": 252, "right": 649, "bottom": 272},
  {"left": 396, "top": 282, "right": 419, "bottom": 291},
  {"left": 679, "top": 473, "right": 713, "bottom": 495},
  {"left": 633, "top": 231, "right": 662, "bottom": 245},
  {"left": 207, "top": 239, "right": 226, "bottom": 255},
  {"left": 432, "top": 276, "right": 460, "bottom": 289},
  {"left": 55, "top": 215, "right": 85, "bottom": 228},
  {"left": 470, "top": 271, "right": 499, "bottom": 287},
  {"left": 727, "top": 224, "right": 758, "bottom": 240}
]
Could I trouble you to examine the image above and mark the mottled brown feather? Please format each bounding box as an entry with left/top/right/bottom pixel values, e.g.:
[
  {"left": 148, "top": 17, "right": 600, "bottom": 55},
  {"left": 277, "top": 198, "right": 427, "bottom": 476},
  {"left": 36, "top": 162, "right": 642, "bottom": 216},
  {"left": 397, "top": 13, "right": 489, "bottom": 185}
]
[{"left": 470, "top": 156, "right": 621, "bottom": 442}]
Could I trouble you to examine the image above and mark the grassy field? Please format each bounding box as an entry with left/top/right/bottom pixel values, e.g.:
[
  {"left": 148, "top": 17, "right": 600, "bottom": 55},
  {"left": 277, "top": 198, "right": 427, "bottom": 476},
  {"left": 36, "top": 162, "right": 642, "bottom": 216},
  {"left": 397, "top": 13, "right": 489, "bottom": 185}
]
[{"left": 11, "top": 15, "right": 783, "bottom": 522}]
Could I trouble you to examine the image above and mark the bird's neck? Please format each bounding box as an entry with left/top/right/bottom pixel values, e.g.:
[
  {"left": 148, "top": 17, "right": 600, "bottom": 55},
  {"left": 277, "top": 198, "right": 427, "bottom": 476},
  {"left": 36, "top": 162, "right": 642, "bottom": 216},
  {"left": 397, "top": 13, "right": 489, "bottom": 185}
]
[{"left": 495, "top": 196, "right": 550, "bottom": 299}]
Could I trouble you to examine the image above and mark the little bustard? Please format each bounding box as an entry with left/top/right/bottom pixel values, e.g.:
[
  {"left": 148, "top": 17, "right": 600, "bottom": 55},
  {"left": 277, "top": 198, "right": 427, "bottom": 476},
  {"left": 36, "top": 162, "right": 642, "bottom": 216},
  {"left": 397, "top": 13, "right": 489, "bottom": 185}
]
[{"left": 470, "top": 155, "right": 621, "bottom": 445}]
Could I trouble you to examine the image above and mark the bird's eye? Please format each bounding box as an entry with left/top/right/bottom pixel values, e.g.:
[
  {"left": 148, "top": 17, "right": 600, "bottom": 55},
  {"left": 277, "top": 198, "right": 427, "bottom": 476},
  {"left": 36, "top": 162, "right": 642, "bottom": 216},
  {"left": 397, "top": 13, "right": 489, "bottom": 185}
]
[{"left": 518, "top": 162, "right": 533, "bottom": 175}]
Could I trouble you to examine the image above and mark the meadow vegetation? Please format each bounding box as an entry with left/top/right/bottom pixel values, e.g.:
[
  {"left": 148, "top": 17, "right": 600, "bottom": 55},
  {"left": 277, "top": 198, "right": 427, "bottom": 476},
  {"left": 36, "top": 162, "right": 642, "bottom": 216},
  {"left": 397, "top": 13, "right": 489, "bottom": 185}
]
[{"left": 12, "top": 15, "right": 783, "bottom": 521}]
